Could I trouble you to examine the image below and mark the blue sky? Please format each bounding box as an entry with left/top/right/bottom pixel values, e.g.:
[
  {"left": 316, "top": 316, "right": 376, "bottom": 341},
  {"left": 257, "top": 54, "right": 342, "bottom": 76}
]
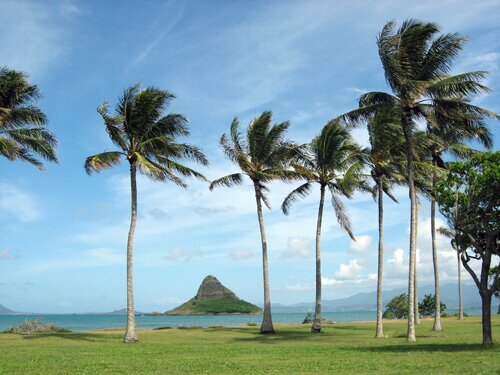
[{"left": 0, "top": 0, "right": 499, "bottom": 313}]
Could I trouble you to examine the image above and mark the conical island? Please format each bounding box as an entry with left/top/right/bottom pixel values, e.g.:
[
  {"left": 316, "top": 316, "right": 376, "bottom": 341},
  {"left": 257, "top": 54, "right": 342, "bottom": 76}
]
[{"left": 165, "top": 275, "right": 262, "bottom": 315}]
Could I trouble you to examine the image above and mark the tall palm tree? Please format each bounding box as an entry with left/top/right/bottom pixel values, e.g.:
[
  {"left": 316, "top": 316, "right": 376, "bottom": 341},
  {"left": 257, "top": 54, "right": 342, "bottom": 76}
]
[
  {"left": 426, "top": 110, "right": 492, "bottom": 331},
  {"left": 281, "top": 120, "right": 367, "bottom": 333},
  {"left": 0, "top": 67, "right": 57, "bottom": 169},
  {"left": 210, "top": 111, "right": 295, "bottom": 334},
  {"left": 365, "top": 110, "right": 406, "bottom": 337},
  {"left": 85, "top": 84, "right": 208, "bottom": 343},
  {"left": 338, "top": 19, "right": 496, "bottom": 342}
]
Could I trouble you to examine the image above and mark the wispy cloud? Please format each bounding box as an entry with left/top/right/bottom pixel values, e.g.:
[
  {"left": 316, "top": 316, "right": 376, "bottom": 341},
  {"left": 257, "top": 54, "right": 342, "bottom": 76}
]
[
  {"left": 129, "top": 1, "right": 184, "bottom": 68},
  {"left": 0, "top": 182, "right": 40, "bottom": 223},
  {"left": 0, "top": 0, "right": 71, "bottom": 77}
]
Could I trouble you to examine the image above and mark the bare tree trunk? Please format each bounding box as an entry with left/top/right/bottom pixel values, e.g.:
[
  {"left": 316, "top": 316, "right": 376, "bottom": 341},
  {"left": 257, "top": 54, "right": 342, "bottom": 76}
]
[
  {"left": 124, "top": 162, "right": 139, "bottom": 343},
  {"left": 497, "top": 299, "right": 500, "bottom": 315},
  {"left": 375, "top": 182, "right": 384, "bottom": 338},
  {"left": 402, "top": 112, "right": 417, "bottom": 342},
  {"left": 312, "top": 185, "right": 325, "bottom": 333},
  {"left": 431, "top": 171, "right": 442, "bottom": 330},
  {"left": 457, "top": 249, "right": 464, "bottom": 320},
  {"left": 254, "top": 183, "right": 274, "bottom": 334}
]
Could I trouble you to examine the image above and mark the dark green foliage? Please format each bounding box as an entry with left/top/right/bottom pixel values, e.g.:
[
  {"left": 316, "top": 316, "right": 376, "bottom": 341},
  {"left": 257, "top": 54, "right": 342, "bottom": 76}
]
[
  {"left": 383, "top": 294, "right": 408, "bottom": 319},
  {"left": 0, "top": 67, "right": 57, "bottom": 170},
  {"left": 419, "top": 294, "right": 447, "bottom": 317},
  {"left": 168, "top": 297, "right": 261, "bottom": 314}
]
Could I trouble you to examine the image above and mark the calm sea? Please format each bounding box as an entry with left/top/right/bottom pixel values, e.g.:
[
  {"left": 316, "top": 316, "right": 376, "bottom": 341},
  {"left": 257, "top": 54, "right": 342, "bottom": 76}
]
[{"left": 0, "top": 309, "right": 482, "bottom": 332}]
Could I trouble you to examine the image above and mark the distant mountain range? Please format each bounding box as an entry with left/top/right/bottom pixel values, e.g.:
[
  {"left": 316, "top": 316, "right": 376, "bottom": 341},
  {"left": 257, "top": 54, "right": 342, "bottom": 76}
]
[
  {"left": 272, "top": 283, "right": 486, "bottom": 313},
  {"left": 1, "top": 283, "right": 495, "bottom": 315},
  {"left": 0, "top": 305, "right": 144, "bottom": 316}
]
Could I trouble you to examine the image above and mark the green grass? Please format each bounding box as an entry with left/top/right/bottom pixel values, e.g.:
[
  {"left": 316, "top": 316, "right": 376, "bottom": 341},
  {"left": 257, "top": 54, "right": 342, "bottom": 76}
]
[
  {"left": 0, "top": 316, "right": 499, "bottom": 374},
  {"left": 167, "top": 297, "right": 261, "bottom": 314}
]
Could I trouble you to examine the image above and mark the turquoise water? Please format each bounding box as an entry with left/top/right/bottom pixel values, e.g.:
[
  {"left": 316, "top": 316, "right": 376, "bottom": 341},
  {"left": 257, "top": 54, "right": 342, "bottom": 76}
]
[{"left": 0, "top": 309, "right": 483, "bottom": 332}]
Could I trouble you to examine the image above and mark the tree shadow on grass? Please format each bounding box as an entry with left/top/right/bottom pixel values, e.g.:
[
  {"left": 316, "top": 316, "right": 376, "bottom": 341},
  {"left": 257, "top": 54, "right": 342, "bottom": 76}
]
[
  {"left": 228, "top": 329, "right": 336, "bottom": 344},
  {"left": 357, "top": 343, "right": 490, "bottom": 353},
  {"left": 21, "top": 332, "right": 116, "bottom": 342}
]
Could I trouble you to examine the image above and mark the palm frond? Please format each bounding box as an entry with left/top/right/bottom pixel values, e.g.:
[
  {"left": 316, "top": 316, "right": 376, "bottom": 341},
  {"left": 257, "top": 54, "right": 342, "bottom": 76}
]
[
  {"left": 209, "top": 173, "right": 244, "bottom": 191},
  {"left": 329, "top": 186, "right": 355, "bottom": 240},
  {"left": 85, "top": 151, "right": 123, "bottom": 175},
  {"left": 281, "top": 182, "right": 312, "bottom": 215}
]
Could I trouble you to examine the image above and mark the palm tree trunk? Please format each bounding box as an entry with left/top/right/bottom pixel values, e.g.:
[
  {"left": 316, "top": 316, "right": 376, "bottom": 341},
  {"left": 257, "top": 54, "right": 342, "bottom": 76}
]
[
  {"left": 124, "top": 162, "right": 139, "bottom": 343},
  {"left": 431, "top": 168, "right": 442, "bottom": 331},
  {"left": 457, "top": 249, "right": 464, "bottom": 320},
  {"left": 312, "top": 185, "right": 325, "bottom": 333},
  {"left": 414, "top": 200, "right": 420, "bottom": 325},
  {"left": 375, "top": 181, "right": 384, "bottom": 338},
  {"left": 254, "top": 183, "right": 274, "bottom": 334},
  {"left": 401, "top": 111, "right": 417, "bottom": 342}
]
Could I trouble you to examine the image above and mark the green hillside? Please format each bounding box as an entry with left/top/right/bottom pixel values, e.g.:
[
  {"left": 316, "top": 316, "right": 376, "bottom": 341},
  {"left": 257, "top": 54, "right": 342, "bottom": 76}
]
[{"left": 166, "top": 297, "right": 262, "bottom": 315}]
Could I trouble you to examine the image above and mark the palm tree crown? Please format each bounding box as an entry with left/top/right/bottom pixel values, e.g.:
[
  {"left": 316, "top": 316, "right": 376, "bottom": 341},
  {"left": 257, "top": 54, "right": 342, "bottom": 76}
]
[
  {"left": 209, "top": 111, "right": 295, "bottom": 203},
  {"left": 0, "top": 67, "right": 57, "bottom": 170},
  {"left": 85, "top": 84, "right": 208, "bottom": 181},
  {"left": 282, "top": 120, "right": 367, "bottom": 238}
]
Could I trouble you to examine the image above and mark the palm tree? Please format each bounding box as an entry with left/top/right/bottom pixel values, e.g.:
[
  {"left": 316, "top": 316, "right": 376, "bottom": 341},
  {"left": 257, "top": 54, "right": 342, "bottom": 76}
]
[
  {"left": 338, "top": 19, "right": 496, "bottom": 342},
  {"left": 426, "top": 110, "right": 492, "bottom": 331},
  {"left": 210, "top": 111, "right": 295, "bottom": 334},
  {"left": 365, "top": 110, "right": 406, "bottom": 337},
  {"left": 0, "top": 67, "right": 57, "bottom": 169},
  {"left": 281, "top": 120, "right": 367, "bottom": 333},
  {"left": 85, "top": 84, "right": 208, "bottom": 343}
]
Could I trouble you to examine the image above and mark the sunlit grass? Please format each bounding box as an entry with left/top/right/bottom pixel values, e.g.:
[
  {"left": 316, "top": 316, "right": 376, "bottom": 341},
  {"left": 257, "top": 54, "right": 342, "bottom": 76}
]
[{"left": 0, "top": 316, "right": 498, "bottom": 374}]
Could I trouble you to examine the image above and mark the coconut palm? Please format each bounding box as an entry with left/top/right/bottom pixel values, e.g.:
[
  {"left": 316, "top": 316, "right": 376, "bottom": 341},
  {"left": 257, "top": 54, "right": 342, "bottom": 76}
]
[
  {"left": 426, "top": 109, "right": 492, "bottom": 331},
  {"left": 85, "top": 84, "right": 208, "bottom": 343},
  {"left": 210, "top": 111, "right": 295, "bottom": 334},
  {"left": 338, "top": 19, "right": 497, "bottom": 342},
  {"left": 0, "top": 67, "right": 57, "bottom": 169},
  {"left": 281, "top": 120, "right": 368, "bottom": 333},
  {"left": 365, "top": 110, "right": 406, "bottom": 337}
]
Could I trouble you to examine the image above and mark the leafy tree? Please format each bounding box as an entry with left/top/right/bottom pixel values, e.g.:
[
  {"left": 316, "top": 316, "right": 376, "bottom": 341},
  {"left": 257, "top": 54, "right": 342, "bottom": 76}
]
[
  {"left": 435, "top": 152, "right": 499, "bottom": 348},
  {"left": 0, "top": 67, "right": 57, "bottom": 169},
  {"left": 338, "top": 19, "right": 497, "bottom": 342},
  {"left": 85, "top": 84, "right": 208, "bottom": 343},
  {"left": 210, "top": 111, "right": 295, "bottom": 334},
  {"left": 383, "top": 294, "right": 408, "bottom": 320},
  {"left": 281, "top": 120, "right": 367, "bottom": 333},
  {"left": 418, "top": 294, "right": 447, "bottom": 317}
]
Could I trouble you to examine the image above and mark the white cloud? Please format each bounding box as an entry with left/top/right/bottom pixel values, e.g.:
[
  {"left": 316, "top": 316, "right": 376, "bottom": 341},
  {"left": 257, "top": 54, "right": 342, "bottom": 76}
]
[
  {"left": 166, "top": 248, "right": 203, "bottom": 262},
  {"left": 350, "top": 235, "right": 371, "bottom": 254},
  {"left": 0, "top": 182, "right": 40, "bottom": 223},
  {"left": 281, "top": 237, "right": 312, "bottom": 258},
  {"left": 335, "top": 259, "right": 363, "bottom": 280}
]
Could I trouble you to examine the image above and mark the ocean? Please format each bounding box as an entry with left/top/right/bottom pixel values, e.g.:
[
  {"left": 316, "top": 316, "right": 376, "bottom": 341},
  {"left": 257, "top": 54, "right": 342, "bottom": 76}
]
[{"left": 0, "top": 309, "right": 482, "bottom": 332}]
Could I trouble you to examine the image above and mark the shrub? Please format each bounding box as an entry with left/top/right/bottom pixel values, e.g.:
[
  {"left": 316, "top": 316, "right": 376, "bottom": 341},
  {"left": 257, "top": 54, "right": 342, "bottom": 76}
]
[{"left": 3, "top": 319, "right": 70, "bottom": 334}]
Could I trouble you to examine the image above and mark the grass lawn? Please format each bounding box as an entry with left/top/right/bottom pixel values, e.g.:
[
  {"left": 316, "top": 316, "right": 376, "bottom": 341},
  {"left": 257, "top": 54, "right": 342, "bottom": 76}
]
[{"left": 0, "top": 316, "right": 499, "bottom": 374}]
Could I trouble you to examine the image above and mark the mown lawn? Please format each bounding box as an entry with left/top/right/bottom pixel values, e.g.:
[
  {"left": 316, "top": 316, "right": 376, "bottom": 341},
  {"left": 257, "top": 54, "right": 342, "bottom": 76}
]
[{"left": 0, "top": 316, "right": 498, "bottom": 374}]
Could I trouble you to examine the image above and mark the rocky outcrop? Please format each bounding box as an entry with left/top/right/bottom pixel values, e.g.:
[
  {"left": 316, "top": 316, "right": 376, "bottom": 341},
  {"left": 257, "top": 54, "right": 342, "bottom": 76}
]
[{"left": 194, "top": 275, "right": 238, "bottom": 300}]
